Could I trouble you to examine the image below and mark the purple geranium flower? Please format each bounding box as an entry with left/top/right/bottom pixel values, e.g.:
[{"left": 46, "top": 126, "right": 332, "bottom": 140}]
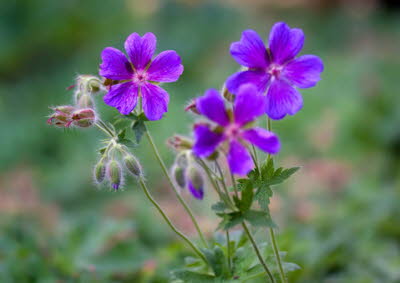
[
  {"left": 99, "top": 32, "right": 184, "bottom": 120},
  {"left": 192, "top": 84, "right": 280, "bottom": 175},
  {"left": 226, "top": 22, "right": 324, "bottom": 120}
]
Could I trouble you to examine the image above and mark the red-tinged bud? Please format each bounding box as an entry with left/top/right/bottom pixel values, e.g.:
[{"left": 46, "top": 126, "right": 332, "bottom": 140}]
[
  {"left": 184, "top": 99, "right": 200, "bottom": 115},
  {"left": 72, "top": 108, "right": 96, "bottom": 128},
  {"left": 107, "top": 160, "right": 123, "bottom": 191},
  {"left": 167, "top": 135, "right": 193, "bottom": 151},
  {"left": 47, "top": 105, "right": 76, "bottom": 128},
  {"left": 76, "top": 94, "right": 94, "bottom": 109}
]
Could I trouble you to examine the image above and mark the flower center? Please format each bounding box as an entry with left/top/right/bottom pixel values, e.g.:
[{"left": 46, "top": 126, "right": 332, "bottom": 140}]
[
  {"left": 267, "top": 64, "right": 283, "bottom": 78},
  {"left": 224, "top": 123, "right": 242, "bottom": 140},
  {"left": 132, "top": 71, "right": 148, "bottom": 85}
]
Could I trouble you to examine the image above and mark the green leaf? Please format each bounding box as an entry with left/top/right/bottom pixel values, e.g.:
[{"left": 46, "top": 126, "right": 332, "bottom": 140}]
[
  {"left": 171, "top": 270, "right": 216, "bottom": 282},
  {"left": 98, "top": 147, "right": 107, "bottom": 155},
  {"left": 118, "top": 138, "right": 136, "bottom": 148},
  {"left": 243, "top": 210, "right": 276, "bottom": 228},
  {"left": 211, "top": 202, "right": 227, "bottom": 212},
  {"left": 264, "top": 167, "right": 300, "bottom": 186},
  {"left": 117, "top": 129, "right": 126, "bottom": 140},
  {"left": 217, "top": 212, "right": 244, "bottom": 230},
  {"left": 239, "top": 181, "right": 254, "bottom": 212},
  {"left": 131, "top": 119, "right": 146, "bottom": 143},
  {"left": 254, "top": 184, "right": 272, "bottom": 212}
]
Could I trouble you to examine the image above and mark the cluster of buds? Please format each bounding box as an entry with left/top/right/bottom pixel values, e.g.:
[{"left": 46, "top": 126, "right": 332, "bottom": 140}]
[
  {"left": 47, "top": 75, "right": 103, "bottom": 129},
  {"left": 171, "top": 150, "right": 205, "bottom": 200},
  {"left": 94, "top": 140, "right": 143, "bottom": 191},
  {"left": 47, "top": 106, "right": 96, "bottom": 128}
]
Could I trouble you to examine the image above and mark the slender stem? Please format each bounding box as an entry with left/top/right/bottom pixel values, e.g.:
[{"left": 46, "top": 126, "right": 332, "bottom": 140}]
[
  {"left": 97, "top": 120, "right": 115, "bottom": 137},
  {"left": 226, "top": 230, "right": 232, "bottom": 272},
  {"left": 215, "top": 161, "right": 231, "bottom": 200},
  {"left": 242, "top": 222, "right": 275, "bottom": 282},
  {"left": 138, "top": 178, "right": 207, "bottom": 263},
  {"left": 267, "top": 117, "right": 287, "bottom": 283},
  {"left": 251, "top": 144, "right": 260, "bottom": 171},
  {"left": 143, "top": 124, "right": 208, "bottom": 248},
  {"left": 95, "top": 122, "right": 114, "bottom": 138},
  {"left": 269, "top": 228, "right": 287, "bottom": 283}
]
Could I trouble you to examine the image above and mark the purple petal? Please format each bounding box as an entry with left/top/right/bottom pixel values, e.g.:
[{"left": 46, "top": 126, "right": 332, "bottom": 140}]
[
  {"left": 226, "top": 70, "right": 270, "bottom": 95},
  {"left": 124, "top": 32, "right": 156, "bottom": 70},
  {"left": 141, "top": 83, "right": 169, "bottom": 120},
  {"left": 196, "top": 89, "right": 229, "bottom": 126},
  {"left": 99, "top": 47, "right": 133, "bottom": 80},
  {"left": 265, "top": 79, "right": 303, "bottom": 120},
  {"left": 230, "top": 30, "right": 269, "bottom": 68},
  {"left": 147, "top": 50, "right": 184, "bottom": 83},
  {"left": 188, "top": 181, "right": 204, "bottom": 200},
  {"left": 282, "top": 55, "right": 324, "bottom": 88},
  {"left": 242, "top": 128, "right": 280, "bottom": 154},
  {"left": 104, "top": 82, "right": 138, "bottom": 115},
  {"left": 233, "top": 84, "right": 266, "bottom": 126},
  {"left": 227, "top": 140, "right": 254, "bottom": 176},
  {"left": 192, "top": 124, "right": 224, "bottom": 157},
  {"left": 269, "top": 22, "right": 304, "bottom": 64}
]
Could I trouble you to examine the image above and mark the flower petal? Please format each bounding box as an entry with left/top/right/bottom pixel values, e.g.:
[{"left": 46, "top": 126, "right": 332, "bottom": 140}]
[
  {"left": 188, "top": 181, "right": 204, "bottom": 200},
  {"left": 233, "top": 84, "right": 266, "bottom": 125},
  {"left": 141, "top": 83, "right": 169, "bottom": 120},
  {"left": 227, "top": 140, "right": 254, "bottom": 175},
  {"left": 103, "top": 82, "right": 138, "bottom": 115},
  {"left": 193, "top": 124, "right": 224, "bottom": 158},
  {"left": 242, "top": 128, "right": 280, "bottom": 154},
  {"left": 147, "top": 50, "right": 184, "bottom": 83},
  {"left": 226, "top": 70, "right": 270, "bottom": 95},
  {"left": 282, "top": 55, "right": 324, "bottom": 88},
  {"left": 230, "top": 30, "right": 269, "bottom": 68},
  {"left": 265, "top": 79, "right": 303, "bottom": 120},
  {"left": 99, "top": 47, "right": 133, "bottom": 80},
  {"left": 124, "top": 32, "right": 156, "bottom": 70},
  {"left": 197, "top": 89, "right": 229, "bottom": 126},
  {"left": 269, "top": 22, "right": 304, "bottom": 64}
]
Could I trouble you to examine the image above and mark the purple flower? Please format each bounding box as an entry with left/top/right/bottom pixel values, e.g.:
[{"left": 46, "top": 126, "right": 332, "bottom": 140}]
[
  {"left": 99, "top": 32, "right": 184, "bottom": 120},
  {"left": 226, "top": 22, "right": 324, "bottom": 120},
  {"left": 192, "top": 84, "right": 280, "bottom": 175}
]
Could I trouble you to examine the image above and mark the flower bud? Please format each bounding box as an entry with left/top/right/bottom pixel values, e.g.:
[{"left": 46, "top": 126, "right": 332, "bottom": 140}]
[
  {"left": 173, "top": 165, "right": 186, "bottom": 189},
  {"left": 47, "top": 105, "right": 75, "bottom": 128},
  {"left": 184, "top": 99, "right": 200, "bottom": 115},
  {"left": 107, "top": 160, "right": 123, "bottom": 190},
  {"left": 123, "top": 154, "right": 142, "bottom": 177},
  {"left": 72, "top": 108, "right": 96, "bottom": 128},
  {"left": 187, "top": 166, "right": 204, "bottom": 200},
  {"left": 167, "top": 135, "right": 193, "bottom": 152},
  {"left": 76, "top": 94, "right": 94, "bottom": 109},
  {"left": 94, "top": 158, "right": 106, "bottom": 184},
  {"left": 175, "top": 152, "right": 189, "bottom": 168}
]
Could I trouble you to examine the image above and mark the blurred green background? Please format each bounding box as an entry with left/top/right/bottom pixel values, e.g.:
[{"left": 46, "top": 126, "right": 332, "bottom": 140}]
[{"left": 1, "top": 0, "right": 400, "bottom": 282}]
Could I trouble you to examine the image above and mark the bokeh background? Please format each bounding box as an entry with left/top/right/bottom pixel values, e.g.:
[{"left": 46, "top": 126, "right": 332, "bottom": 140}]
[{"left": 1, "top": 0, "right": 400, "bottom": 282}]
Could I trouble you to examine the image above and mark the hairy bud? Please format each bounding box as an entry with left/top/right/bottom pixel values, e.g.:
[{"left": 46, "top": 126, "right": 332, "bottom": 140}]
[
  {"left": 167, "top": 135, "right": 193, "bottom": 151},
  {"left": 187, "top": 166, "right": 204, "bottom": 200},
  {"left": 72, "top": 108, "right": 96, "bottom": 128},
  {"left": 173, "top": 165, "right": 186, "bottom": 189},
  {"left": 123, "top": 154, "right": 142, "bottom": 177},
  {"left": 76, "top": 94, "right": 94, "bottom": 109},
  {"left": 94, "top": 158, "right": 106, "bottom": 184},
  {"left": 47, "top": 105, "right": 76, "bottom": 128},
  {"left": 184, "top": 99, "right": 200, "bottom": 115},
  {"left": 107, "top": 160, "right": 122, "bottom": 190}
]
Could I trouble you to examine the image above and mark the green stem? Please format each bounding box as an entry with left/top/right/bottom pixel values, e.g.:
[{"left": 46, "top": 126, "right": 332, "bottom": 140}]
[
  {"left": 226, "top": 230, "right": 232, "bottom": 273},
  {"left": 267, "top": 117, "right": 287, "bottom": 283},
  {"left": 251, "top": 144, "right": 260, "bottom": 171},
  {"left": 143, "top": 124, "right": 208, "bottom": 248},
  {"left": 138, "top": 178, "right": 207, "bottom": 263},
  {"left": 242, "top": 222, "right": 275, "bottom": 283}
]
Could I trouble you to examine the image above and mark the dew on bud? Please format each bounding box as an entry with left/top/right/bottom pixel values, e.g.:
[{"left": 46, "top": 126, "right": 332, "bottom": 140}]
[
  {"left": 107, "top": 160, "right": 122, "bottom": 190},
  {"left": 187, "top": 166, "right": 204, "bottom": 200},
  {"left": 173, "top": 166, "right": 186, "bottom": 189},
  {"left": 94, "top": 158, "right": 106, "bottom": 184},
  {"left": 123, "top": 154, "right": 142, "bottom": 177}
]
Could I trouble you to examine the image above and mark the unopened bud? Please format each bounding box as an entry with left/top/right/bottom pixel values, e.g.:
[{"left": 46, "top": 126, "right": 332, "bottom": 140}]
[
  {"left": 47, "top": 105, "right": 75, "bottom": 128},
  {"left": 107, "top": 160, "right": 122, "bottom": 190},
  {"left": 176, "top": 152, "right": 189, "bottom": 168},
  {"left": 167, "top": 135, "right": 193, "bottom": 151},
  {"left": 76, "top": 94, "right": 94, "bottom": 109},
  {"left": 72, "top": 108, "right": 96, "bottom": 128},
  {"left": 184, "top": 99, "right": 200, "bottom": 115},
  {"left": 123, "top": 154, "right": 142, "bottom": 177},
  {"left": 173, "top": 166, "right": 186, "bottom": 189},
  {"left": 187, "top": 167, "right": 204, "bottom": 200},
  {"left": 94, "top": 159, "right": 106, "bottom": 184}
]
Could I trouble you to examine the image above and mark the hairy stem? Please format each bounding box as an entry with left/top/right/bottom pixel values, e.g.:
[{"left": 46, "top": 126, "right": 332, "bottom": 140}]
[
  {"left": 143, "top": 124, "right": 208, "bottom": 248},
  {"left": 267, "top": 117, "right": 287, "bottom": 283},
  {"left": 242, "top": 222, "right": 275, "bottom": 283},
  {"left": 138, "top": 178, "right": 207, "bottom": 263}
]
